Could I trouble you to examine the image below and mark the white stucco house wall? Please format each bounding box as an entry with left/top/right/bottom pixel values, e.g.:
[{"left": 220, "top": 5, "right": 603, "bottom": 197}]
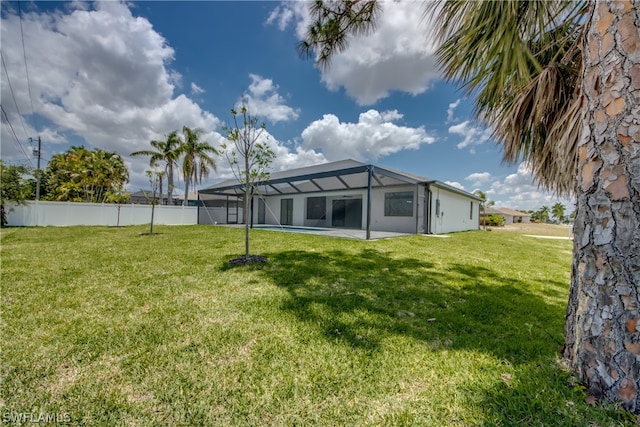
[{"left": 199, "top": 159, "right": 481, "bottom": 238}]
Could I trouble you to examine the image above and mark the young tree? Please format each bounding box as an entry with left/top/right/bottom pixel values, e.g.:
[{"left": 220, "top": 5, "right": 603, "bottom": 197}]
[
  {"left": 105, "top": 186, "right": 131, "bottom": 227},
  {"left": 180, "top": 126, "right": 218, "bottom": 206},
  {"left": 0, "top": 160, "right": 33, "bottom": 226},
  {"left": 222, "top": 101, "right": 276, "bottom": 260},
  {"left": 131, "top": 131, "right": 181, "bottom": 205},
  {"left": 143, "top": 165, "right": 165, "bottom": 235},
  {"left": 299, "top": 0, "right": 640, "bottom": 410}
]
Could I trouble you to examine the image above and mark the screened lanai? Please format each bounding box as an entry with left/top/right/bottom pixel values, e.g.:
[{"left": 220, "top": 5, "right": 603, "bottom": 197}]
[{"left": 198, "top": 159, "right": 481, "bottom": 238}]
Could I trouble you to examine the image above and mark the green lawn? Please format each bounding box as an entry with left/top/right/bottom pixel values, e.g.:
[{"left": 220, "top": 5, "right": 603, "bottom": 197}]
[{"left": 1, "top": 225, "right": 632, "bottom": 426}]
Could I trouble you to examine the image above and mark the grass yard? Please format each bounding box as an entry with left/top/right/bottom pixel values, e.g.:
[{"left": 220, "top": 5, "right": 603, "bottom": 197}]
[{"left": 1, "top": 225, "right": 633, "bottom": 426}]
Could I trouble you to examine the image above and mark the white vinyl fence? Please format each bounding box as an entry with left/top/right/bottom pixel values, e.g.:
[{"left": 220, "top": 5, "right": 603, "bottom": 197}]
[{"left": 5, "top": 201, "right": 198, "bottom": 227}]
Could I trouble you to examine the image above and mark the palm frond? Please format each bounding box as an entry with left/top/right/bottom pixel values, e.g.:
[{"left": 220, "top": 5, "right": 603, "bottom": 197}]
[{"left": 427, "top": 0, "right": 586, "bottom": 195}]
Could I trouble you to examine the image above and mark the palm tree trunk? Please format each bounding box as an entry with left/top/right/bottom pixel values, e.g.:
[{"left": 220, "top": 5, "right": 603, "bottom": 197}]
[
  {"left": 168, "top": 163, "right": 174, "bottom": 205},
  {"left": 183, "top": 178, "right": 190, "bottom": 207},
  {"left": 564, "top": 0, "right": 640, "bottom": 411}
]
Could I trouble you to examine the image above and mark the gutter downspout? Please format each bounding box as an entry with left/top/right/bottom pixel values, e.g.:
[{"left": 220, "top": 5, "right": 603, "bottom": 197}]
[
  {"left": 415, "top": 183, "right": 420, "bottom": 235},
  {"left": 425, "top": 183, "right": 433, "bottom": 234}
]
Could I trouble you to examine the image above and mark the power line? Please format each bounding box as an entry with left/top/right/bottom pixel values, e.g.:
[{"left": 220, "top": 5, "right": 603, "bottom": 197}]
[
  {"left": 1, "top": 49, "right": 30, "bottom": 142},
  {"left": 1, "top": 104, "right": 34, "bottom": 167},
  {"left": 17, "top": 1, "right": 38, "bottom": 133}
]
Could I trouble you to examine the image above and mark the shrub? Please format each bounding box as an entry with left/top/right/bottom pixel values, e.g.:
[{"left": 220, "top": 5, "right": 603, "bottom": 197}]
[{"left": 484, "top": 214, "right": 506, "bottom": 227}]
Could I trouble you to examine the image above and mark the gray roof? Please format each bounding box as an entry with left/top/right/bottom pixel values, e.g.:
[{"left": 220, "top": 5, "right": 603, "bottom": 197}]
[
  {"left": 199, "top": 159, "right": 481, "bottom": 200},
  {"left": 485, "top": 207, "right": 531, "bottom": 216}
]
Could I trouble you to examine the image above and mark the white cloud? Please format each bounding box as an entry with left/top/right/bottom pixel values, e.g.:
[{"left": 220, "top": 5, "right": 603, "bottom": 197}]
[
  {"left": 485, "top": 162, "right": 575, "bottom": 212},
  {"left": 446, "top": 99, "right": 461, "bottom": 123},
  {"left": 300, "top": 109, "right": 435, "bottom": 162},
  {"left": 0, "top": 1, "right": 199, "bottom": 165},
  {"left": 266, "top": 4, "right": 296, "bottom": 31},
  {"left": 448, "top": 121, "right": 493, "bottom": 152},
  {"left": 270, "top": 1, "right": 440, "bottom": 105},
  {"left": 216, "top": 128, "right": 325, "bottom": 181},
  {"left": 465, "top": 172, "right": 492, "bottom": 186},
  {"left": 269, "top": 141, "right": 327, "bottom": 172},
  {"left": 191, "top": 82, "right": 205, "bottom": 95},
  {"left": 0, "top": 3, "right": 317, "bottom": 193},
  {"left": 445, "top": 181, "right": 465, "bottom": 190},
  {"left": 241, "top": 74, "right": 300, "bottom": 124},
  {"left": 266, "top": 2, "right": 310, "bottom": 44}
]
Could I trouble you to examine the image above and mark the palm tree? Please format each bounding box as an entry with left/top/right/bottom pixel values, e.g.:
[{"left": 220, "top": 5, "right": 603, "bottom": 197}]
[
  {"left": 552, "top": 202, "right": 565, "bottom": 224},
  {"left": 180, "top": 126, "right": 218, "bottom": 206},
  {"left": 302, "top": 1, "right": 583, "bottom": 195},
  {"left": 300, "top": 0, "right": 640, "bottom": 410},
  {"left": 473, "top": 189, "right": 494, "bottom": 230},
  {"left": 131, "top": 131, "right": 182, "bottom": 205},
  {"left": 538, "top": 205, "right": 550, "bottom": 224}
]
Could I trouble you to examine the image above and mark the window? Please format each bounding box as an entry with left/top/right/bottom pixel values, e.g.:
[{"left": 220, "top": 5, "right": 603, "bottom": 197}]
[
  {"left": 384, "top": 191, "right": 414, "bottom": 217},
  {"left": 470, "top": 201, "right": 473, "bottom": 219},
  {"left": 306, "top": 197, "right": 326, "bottom": 220}
]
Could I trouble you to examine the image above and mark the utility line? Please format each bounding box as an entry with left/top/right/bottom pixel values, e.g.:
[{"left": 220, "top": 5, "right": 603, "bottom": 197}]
[
  {"left": 1, "top": 104, "right": 34, "bottom": 167},
  {"left": 17, "top": 1, "right": 38, "bottom": 134},
  {"left": 1, "top": 49, "right": 30, "bottom": 142}
]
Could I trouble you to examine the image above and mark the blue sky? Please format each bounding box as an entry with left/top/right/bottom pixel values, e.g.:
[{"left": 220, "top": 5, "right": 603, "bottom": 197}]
[{"left": 0, "top": 1, "right": 572, "bottom": 211}]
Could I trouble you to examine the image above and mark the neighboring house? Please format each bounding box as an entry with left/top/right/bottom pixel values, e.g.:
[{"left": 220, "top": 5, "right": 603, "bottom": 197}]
[
  {"left": 129, "top": 190, "right": 199, "bottom": 206},
  {"left": 198, "top": 159, "right": 482, "bottom": 237},
  {"left": 483, "top": 207, "right": 531, "bottom": 225},
  {"left": 129, "top": 190, "right": 168, "bottom": 205},
  {"left": 172, "top": 191, "right": 200, "bottom": 207}
]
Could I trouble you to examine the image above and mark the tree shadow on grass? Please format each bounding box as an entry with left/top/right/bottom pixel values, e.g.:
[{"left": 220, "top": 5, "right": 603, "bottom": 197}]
[
  {"left": 231, "top": 247, "right": 634, "bottom": 424},
  {"left": 256, "top": 248, "right": 566, "bottom": 364}
]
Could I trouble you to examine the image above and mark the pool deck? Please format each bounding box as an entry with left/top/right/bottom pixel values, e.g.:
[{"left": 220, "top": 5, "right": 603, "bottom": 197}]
[{"left": 220, "top": 224, "right": 412, "bottom": 240}]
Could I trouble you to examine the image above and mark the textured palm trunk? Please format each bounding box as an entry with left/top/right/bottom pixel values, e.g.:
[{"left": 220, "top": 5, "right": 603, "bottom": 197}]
[
  {"left": 183, "top": 178, "right": 190, "bottom": 207},
  {"left": 167, "top": 163, "right": 174, "bottom": 205},
  {"left": 564, "top": 0, "right": 640, "bottom": 411}
]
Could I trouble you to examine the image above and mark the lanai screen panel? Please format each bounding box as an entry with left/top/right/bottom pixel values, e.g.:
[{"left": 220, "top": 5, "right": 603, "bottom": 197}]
[{"left": 199, "top": 160, "right": 436, "bottom": 197}]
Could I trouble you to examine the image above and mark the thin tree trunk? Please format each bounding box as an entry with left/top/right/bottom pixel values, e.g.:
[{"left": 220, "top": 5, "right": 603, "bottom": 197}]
[
  {"left": 564, "top": 0, "right": 640, "bottom": 411},
  {"left": 244, "top": 156, "right": 250, "bottom": 257},
  {"left": 168, "top": 163, "right": 174, "bottom": 205},
  {"left": 150, "top": 202, "right": 155, "bottom": 235},
  {"left": 184, "top": 177, "right": 190, "bottom": 207}
]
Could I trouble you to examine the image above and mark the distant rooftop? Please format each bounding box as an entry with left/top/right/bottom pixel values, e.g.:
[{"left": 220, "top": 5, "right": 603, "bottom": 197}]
[{"left": 485, "top": 207, "right": 530, "bottom": 216}]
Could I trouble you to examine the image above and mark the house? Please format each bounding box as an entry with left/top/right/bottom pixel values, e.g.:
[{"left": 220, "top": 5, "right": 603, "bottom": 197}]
[
  {"left": 198, "top": 159, "right": 482, "bottom": 238},
  {"left": 128, "top": 190, "right": 168, "bottom": 205},
  {"left": 172, "top": 191, "right": 200, "bottom": 206},
  {"left": 129, "top": 190, "right": 200, "bottom": 206},
  {"left": 483, "top": 207, "right": 531, "bottom": 224}
]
